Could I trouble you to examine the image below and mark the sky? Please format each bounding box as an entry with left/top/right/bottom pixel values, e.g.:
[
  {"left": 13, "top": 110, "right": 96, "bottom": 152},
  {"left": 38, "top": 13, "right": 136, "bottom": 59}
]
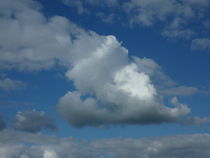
[{"left": 0, "top": 0, "right": 210, "bottom": 157}]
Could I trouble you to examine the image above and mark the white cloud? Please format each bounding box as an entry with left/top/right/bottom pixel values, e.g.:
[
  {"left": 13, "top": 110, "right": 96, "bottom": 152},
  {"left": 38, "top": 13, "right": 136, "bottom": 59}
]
[
  {"left": 58, "top": 36, "right": 192, "bottom": 127},
  {"left": 15, "top": 110, "right": 56, "bottom": 133},
  {"left": 1, "top": 130, "right": 210, "bottom": 158},
  {"left": 43, "top": 150, "right": 59, "bottom": 158},
  {"left": 0, "top": 0, "right": 205, "bottom": 128}
]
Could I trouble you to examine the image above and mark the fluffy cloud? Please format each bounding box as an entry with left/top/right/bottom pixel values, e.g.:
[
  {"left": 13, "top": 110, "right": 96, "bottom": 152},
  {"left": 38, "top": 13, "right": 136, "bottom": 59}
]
[
  {"left": 0, "top": 0, "right": 205, "bottom": 128},
  {"left": 15, "top": 110, "right": 56, "bottom": 133},
  {"left": 58, "top": 35, "right": 192, "bottom": 127},
  {"left": 0, "top": 0, "right": 81, "bottom": 71},
  {"left": 1, "top": 130, "right": 210, "bottom": 158}
]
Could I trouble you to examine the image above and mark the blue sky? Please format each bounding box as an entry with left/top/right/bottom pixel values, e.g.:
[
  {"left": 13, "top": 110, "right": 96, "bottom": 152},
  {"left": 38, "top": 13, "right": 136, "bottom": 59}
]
[{"left": 0, "top": 0, "right": 210, "bottom": 157}]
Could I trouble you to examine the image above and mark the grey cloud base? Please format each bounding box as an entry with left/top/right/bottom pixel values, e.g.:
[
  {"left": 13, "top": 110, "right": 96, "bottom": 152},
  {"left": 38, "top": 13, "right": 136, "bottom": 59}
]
[
  {"left": 15, "top": 110, "right": 56, "bottom": 133},
  {"left": 1, "top": 130, "right": 210, "bottom": 158}
]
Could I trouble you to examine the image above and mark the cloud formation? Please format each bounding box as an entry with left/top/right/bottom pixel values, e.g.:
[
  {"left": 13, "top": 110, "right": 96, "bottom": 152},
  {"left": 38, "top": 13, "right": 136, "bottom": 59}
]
[
  {"left": 15, "top": 110, "right": 56, "bottom": 133},
  {"left": 63, "top": 0, "right": 210, "bottom": 52},
  {"left": 58, "top": 37, "right": 191, "bottom": 127},
  {"left": 0, "top": 0, "right": 80, "bottom": 71},
  {"left": 1, "top": 130, "right": 210, "bottom": 158},
  {"left": 0, "top": 0, "right": 206, "bottom": 128}
]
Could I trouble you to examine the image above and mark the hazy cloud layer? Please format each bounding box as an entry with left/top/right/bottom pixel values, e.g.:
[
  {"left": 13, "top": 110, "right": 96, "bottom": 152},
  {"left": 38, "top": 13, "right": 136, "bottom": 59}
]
[
  {"left": 15, "top": 110, "right": 56, "bottom": 133},
  {"left": 1, "top": 130, "right": 210, "bottom": 158},
  {"left": 0, "top": 0, "right": 207, "bottom": 128}
]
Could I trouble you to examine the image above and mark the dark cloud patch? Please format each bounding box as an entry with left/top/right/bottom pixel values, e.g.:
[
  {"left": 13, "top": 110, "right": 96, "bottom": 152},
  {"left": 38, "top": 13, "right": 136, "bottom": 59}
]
[{"left": 14, "top": 110, "right": 56, "bottom": 133}]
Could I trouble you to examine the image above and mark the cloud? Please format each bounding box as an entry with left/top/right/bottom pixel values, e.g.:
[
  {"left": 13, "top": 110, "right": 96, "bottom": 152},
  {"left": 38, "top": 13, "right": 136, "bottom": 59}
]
[
  {"left": 0, "top": 0, "right": 81, "bottom": 71},
  {"left": 63, "top": 0, "right": 119, "bottom": 14},
  {"left": 62, "top": 0, "right": 210, "bottom": 40},
  {"left": 133, "top": 57, "right": 199, "bottom": 97},
  {"left": 1, "top": 130, "right": 210, "bottom": 158},
  {"left": 14, "top": 110, "right": 56, "bottom": 133},
  {"left": 58, "top": 36, "right": 191, "bottom": 127},
  {"left": 122, "top": 0, "right": 209, "bottom": 39},
  {"left": 0, "top": 116, "right": 6, "bottom": 131},
  {"left": 43, "top": 150, "right": 59, "bottom": 158},
  {"left": 0, "top": 77, "right": 26, "bottom": 92},
  {"left": 0, "top": 0, "right": 205, "bottom": 128},
  {"left": 191, "top": 38, "right": 210, "bottom": 52},
  {"left": 181, "top": 116, "right": 210, "bottom": 125},
  {"left": 160, "top": 86, "right": 198, "bottom": 96}
]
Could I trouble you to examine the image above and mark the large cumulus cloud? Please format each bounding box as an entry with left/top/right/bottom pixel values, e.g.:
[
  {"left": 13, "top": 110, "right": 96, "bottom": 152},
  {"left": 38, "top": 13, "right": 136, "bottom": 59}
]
[{"left": 58, "top": 36, "right": 191, "bottom": 127}]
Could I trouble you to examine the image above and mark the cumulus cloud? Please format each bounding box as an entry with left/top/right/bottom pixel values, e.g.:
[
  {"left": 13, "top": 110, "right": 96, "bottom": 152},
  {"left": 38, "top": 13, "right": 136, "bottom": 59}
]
[
  {"left": 59, "top": 40, "right": 199, "bottom": 127},
  {"left": 0, "top": 0, "right": 82, "bottom": 71},
  {"left": 1, "top": 130, "right": 210, "bottom": 158},
  {"left": 15, "top": 110, "right": 56, "bottom": 133},
  {"left": 0, "top": 0, "right": 205, "bottom": 128},
  {"left": 58, "top": 35, "right": 192, "bottom": 127}
]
